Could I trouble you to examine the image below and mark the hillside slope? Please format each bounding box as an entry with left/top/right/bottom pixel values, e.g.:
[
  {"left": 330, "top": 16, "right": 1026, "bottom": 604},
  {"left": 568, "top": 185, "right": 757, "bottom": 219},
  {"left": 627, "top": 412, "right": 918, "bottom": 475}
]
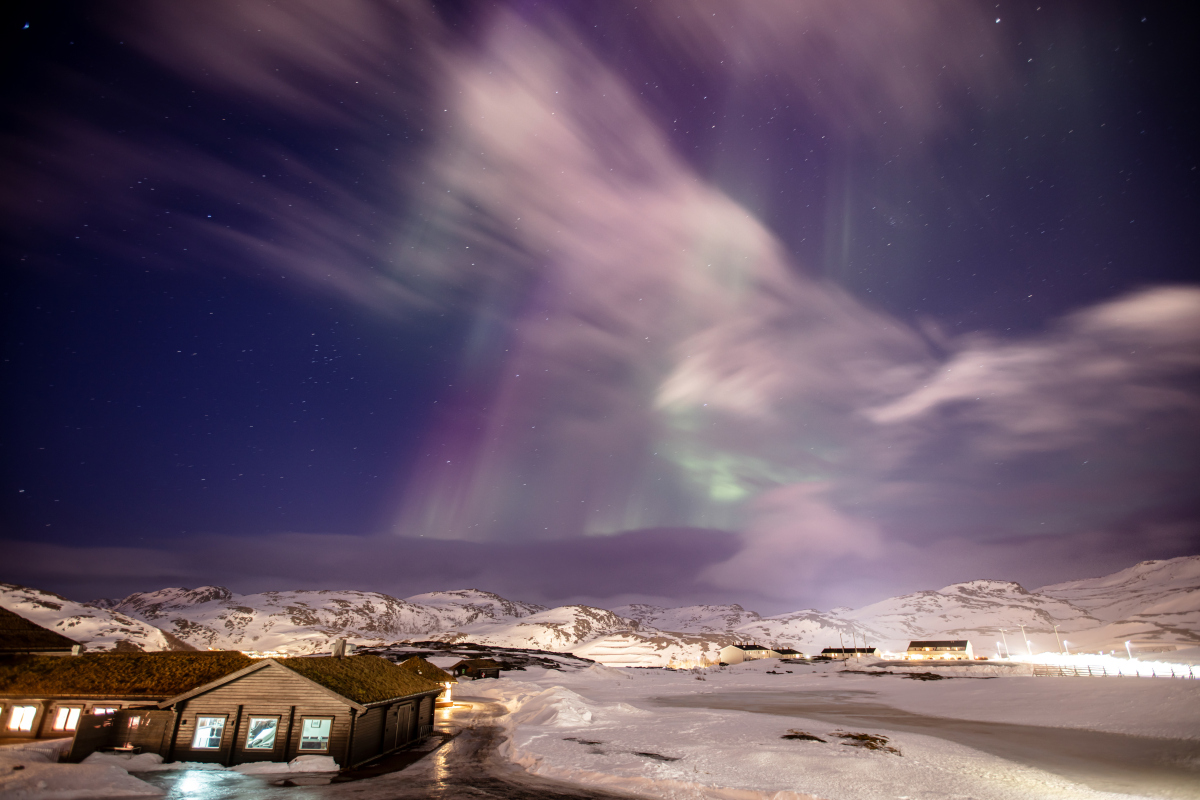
[{"left": 1, "top": 583, "right": 192, "bottom": 652}]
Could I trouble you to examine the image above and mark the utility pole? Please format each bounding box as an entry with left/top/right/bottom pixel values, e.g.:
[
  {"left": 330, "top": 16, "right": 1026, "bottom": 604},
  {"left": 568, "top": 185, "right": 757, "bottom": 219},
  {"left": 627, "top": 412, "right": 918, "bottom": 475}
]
[
  {"left": 1019, "top": 625, "right": 1033, "bottom": 656},
  {"left": 998, "top": 629, "right": 1011, "bottom": 659},
  {"left": 1053, "top": 625, "right": 1063, "bottom": 654}
]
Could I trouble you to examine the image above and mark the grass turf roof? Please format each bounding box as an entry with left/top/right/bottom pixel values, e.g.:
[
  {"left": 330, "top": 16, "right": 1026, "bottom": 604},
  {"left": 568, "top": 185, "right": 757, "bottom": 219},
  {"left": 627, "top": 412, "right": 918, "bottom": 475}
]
[
  {"left": 453, "top": 658, "right": 504, "bottom": 668},
  {"left": 398, "top": 656, "right": 457, "bottom": 684},
  {"left": 0, "top": 652, "right": 254, "bottom": 697},
  {"left": 0, "top": 606, "right": 78, "bottom": 654},
  {"left": 281, "top": 655, "right": 444, "bottom": 705}
]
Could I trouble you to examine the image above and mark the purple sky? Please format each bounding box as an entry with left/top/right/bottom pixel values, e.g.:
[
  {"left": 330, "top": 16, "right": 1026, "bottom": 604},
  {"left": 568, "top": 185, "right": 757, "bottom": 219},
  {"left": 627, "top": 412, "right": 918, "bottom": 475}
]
[{"left": 2, "top": 1, "right": 1197, "bottom": 613}]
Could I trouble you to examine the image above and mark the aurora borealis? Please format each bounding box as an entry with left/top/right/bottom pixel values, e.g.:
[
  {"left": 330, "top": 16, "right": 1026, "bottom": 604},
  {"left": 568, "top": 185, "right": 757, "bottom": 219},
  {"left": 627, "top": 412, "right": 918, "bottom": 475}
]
[{"left": 2, "top": 1, "right": 1197, "bottom": 611}]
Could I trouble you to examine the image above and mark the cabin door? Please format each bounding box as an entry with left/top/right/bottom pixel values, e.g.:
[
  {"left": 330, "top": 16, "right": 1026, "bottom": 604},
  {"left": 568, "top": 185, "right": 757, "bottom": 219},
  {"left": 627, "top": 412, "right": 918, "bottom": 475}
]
[
  {"left": 395, "top": 703, "right": 414, "bottom": 747},
  {"left": 383, "top": 705, "right": 399, "bottom": 751}
]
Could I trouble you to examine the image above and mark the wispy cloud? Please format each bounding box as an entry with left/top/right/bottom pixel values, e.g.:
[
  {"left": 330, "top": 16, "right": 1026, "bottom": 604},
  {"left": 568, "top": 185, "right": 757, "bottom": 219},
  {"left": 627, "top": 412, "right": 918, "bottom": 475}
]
[{"left": 4, "top": 1, "right": 1196, "bottom": 609}]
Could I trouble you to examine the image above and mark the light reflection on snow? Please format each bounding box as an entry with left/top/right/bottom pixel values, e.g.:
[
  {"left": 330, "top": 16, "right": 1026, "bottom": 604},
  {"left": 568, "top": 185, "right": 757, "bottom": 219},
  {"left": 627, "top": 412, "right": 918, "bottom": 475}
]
[{"left": 1008, "top": 652, "right": 1198, "bottom": 678}]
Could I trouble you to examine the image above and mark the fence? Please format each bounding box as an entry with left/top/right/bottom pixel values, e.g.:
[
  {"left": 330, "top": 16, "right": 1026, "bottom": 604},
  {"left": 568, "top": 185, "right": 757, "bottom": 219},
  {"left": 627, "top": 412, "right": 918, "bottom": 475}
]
[{"left": 1032, "top": 664, "right": 1197, "bottom": 679}]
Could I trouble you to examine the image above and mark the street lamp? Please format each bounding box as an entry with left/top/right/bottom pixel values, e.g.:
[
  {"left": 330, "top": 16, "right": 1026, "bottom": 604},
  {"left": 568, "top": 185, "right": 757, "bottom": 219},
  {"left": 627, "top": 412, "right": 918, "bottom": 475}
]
[
  {"left": 1125, "top": 640, "right": 1134, "bottom": 660},
  {"left": 1063, "top": 640, "right": 1071, "bottom": 656},
  {"left": 1019, "top": 625, "right": 1033, "bottom": 656},
  {"left": 998, "top": 629, "right": 1011, "bottom": 659},
  {"left": 1053, "top": 625, "right": 1063, "bottom": 654}
]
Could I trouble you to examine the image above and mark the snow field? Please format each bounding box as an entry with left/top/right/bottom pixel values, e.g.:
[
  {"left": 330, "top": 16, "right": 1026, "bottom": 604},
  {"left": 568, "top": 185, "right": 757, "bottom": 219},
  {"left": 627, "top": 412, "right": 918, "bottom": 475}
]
[{"left": 464, "top": 659, "right": 1198, "bottom": 800}]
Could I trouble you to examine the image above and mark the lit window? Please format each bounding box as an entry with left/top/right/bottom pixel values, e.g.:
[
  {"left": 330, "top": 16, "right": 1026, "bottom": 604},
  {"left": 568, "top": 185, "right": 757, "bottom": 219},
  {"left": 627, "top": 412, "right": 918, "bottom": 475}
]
[
  {"left": 299, "top": 718, "right": 332, "bottom": 751},
  {"left": 52, "top": 707, "right": 82, "bottom": 731},
  {"left": 244, "top": 717, "right": 278, "bottom": 750},
  {"left": 191, "top": 716, "right": 226, "bottom": 749},
  {"left": 128, "top": 716, "right": 141, "bottom": 731},
  {"left": 92, "top": 706, "right": 119, "bottom": 716},
  {"left": 8, "top": 706, "right": 37, "bottom": 732}
]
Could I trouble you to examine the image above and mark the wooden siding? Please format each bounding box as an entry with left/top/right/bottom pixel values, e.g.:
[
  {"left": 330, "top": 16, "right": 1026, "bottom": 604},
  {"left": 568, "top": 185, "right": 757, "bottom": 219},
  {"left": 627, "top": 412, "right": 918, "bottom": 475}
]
[
  {"left": 169, "top": 664, "right": 352, "bottom": 766},
  {"left": 351, "top": 705, "right": 383, "bottom": 767}
]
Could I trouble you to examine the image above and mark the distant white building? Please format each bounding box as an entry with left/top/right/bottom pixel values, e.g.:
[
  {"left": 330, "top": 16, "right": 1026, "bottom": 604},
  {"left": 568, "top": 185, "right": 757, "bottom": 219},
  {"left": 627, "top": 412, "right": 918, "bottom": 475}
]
[
  {"left": 718, "top": 644, "right": 776, "bottom": 665},
  {"left": 905, "top": 640, "right": 974, "bottom": 660},
  {"left": 819, "top": 647, "right": 879, "bottom": 660}
]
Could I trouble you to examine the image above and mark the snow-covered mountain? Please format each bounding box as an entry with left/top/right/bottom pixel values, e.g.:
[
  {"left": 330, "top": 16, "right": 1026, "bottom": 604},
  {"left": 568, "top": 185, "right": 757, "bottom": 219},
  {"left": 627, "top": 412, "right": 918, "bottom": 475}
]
[
  {"left": 7, "top": 556, "right": 1197, "bottom": 665},
  {"left": 0, "top": 583, "right": 193, "bottom": 652},
  {"left": 92, "top": 586, "right": 725, "bottom": 666},
  {"left": 614, "top": 582, "right": 1103, "bottom": 656},
  {"left": 1035, "top": 557, "right": 1200, "bottom": 652},
  {"left": 96, "top": 586, "right": 485, "bottom": 654},
  {"left": 613, "top": 603, "right": 765, "bottom": 633}
]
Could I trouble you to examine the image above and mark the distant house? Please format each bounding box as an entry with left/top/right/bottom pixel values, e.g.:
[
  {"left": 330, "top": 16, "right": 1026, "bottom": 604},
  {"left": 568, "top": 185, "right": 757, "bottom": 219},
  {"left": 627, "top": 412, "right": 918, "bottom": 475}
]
[
  {"left": 717, "top": 644, "right": 775, "bottom": 665},
  {"left": 450, "top": 658, "right": 503, "bottom": 680},
  {"left": 398, "top": 656, "right": 457, "bottom": 702},
  {"left": 905, "top": 640, "right": 974, "bottom": 660},
  {"left": 0, "top": 606, "right": 80, "bottom": 657},
  {"left": 819, "top": 647, "right": 880, "bottom": 660},
  {"left": 0, "top": 651, "right": 254, "bottom": 741},
  {"left": 773, "top": 648, "right": 803, "bottom": 658}
]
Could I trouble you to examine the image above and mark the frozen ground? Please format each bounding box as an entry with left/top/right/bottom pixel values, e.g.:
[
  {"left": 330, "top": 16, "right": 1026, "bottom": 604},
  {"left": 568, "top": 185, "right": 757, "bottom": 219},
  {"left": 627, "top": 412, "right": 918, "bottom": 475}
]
[{"left": 467, "top": 658, "right": 1200, "bottom": 800}]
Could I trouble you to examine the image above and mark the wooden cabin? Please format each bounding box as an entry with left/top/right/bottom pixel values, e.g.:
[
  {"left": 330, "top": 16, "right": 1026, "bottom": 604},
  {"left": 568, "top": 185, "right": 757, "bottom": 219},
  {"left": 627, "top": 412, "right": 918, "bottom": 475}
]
[
  {"left": 398, "top": 656, "right": 457, "bottom": 702},
  {"left": 2, "top": 651, "right": 445, "bottom": 768},
  {"left": 0, "top": 651, "right": 253, "bottom": 741},
  {"left": 819, "top": 647, "right": 880, "bottom": 660},
  {"left": 0, "top": 606, "right": 80, "bottom": 657},
  {"left": 905, "top": 640, "right": 974, "bottom": 660},
  {"left": 69, "top": 654, "right": 444, "bottom": 767},
  {"left": 450, "top": 658, "right": 503, "bottom": 679}
]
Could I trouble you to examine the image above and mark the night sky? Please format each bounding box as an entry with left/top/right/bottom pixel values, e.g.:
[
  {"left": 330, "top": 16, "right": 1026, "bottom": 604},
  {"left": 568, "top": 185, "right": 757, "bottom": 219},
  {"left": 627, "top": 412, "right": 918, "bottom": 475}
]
[{"left": 3, "top": 0, "right": 1197, "bottom": 612}]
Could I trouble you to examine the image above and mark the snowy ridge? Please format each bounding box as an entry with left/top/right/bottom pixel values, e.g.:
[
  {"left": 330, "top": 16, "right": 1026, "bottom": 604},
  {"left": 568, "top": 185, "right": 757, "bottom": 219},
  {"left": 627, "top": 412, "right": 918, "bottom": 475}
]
[
  {"left": 8, "top": 556, "right": 1198, "bottom": 663},
  {"left": 102, "top": 586, "right": 463, "bottom": 654},
  {"left": 1037, "top": 556, "right": 1200, "bottom": 623},
  {"left": 612, "top": 603, "right": 765, "bottom": 633},
  {"left": 0, "top": 583, "right": 192, "bottom": 652},
  {"left": 1035, "top": 556, "right": 1200, "bottom": 651}
]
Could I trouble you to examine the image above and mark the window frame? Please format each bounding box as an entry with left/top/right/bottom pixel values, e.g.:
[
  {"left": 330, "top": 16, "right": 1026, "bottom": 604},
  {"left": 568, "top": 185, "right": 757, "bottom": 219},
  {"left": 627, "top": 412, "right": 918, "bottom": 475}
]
[
  {"left": 190, "top": 715, "right": 228, "bottom": 750},
  {"left": 51, "top": 706, "right": 83, "bottom": 731},
  {"left": 7, "top": 705, "right": 38, "bottom": 732},
  {"left": 243, "top": 716, "right": 281, "bottom": 751},
  {"left": 297, "top": 716, "right": 334, "bottom": 753}
]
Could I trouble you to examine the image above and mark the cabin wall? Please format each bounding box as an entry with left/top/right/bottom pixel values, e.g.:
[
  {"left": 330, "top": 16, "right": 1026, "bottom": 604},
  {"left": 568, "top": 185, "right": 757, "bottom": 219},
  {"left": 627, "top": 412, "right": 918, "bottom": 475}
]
[
  {"left": 350, "top": 705, "right": 384, "bottom": 766},
  {"left": 1, "top": 696, "right": 147, "bottom": 741},
  {"left": 170, "top": 667, "right": 352, "bottom": 766}
]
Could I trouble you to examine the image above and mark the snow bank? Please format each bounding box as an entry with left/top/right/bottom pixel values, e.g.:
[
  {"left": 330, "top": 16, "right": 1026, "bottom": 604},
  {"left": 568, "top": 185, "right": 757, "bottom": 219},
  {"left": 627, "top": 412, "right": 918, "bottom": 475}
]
[
  {"left": 231, "top": 755, "right": 339, "bottom": 774},
  {"left": 0, "top": 744, "right": 163, "bottom": 799},
  {"left": 0, "top": 738, "right": 73, "bottom": 765},
  {"left": 80, "top": 752, "right": 225, "bottom": 772},
  {"left": 79, "top": 751, "right": 339, "bottom": 775}
]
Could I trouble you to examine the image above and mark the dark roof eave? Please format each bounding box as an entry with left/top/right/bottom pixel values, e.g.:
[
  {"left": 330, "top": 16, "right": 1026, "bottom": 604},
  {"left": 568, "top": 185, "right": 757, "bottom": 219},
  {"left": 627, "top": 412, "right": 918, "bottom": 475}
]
[
  {"left": 362, "top": 688, "right": 443, "bottom": 708},
  {"left": 0, "top": 692, "right": 170, "bottom": 701}
]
